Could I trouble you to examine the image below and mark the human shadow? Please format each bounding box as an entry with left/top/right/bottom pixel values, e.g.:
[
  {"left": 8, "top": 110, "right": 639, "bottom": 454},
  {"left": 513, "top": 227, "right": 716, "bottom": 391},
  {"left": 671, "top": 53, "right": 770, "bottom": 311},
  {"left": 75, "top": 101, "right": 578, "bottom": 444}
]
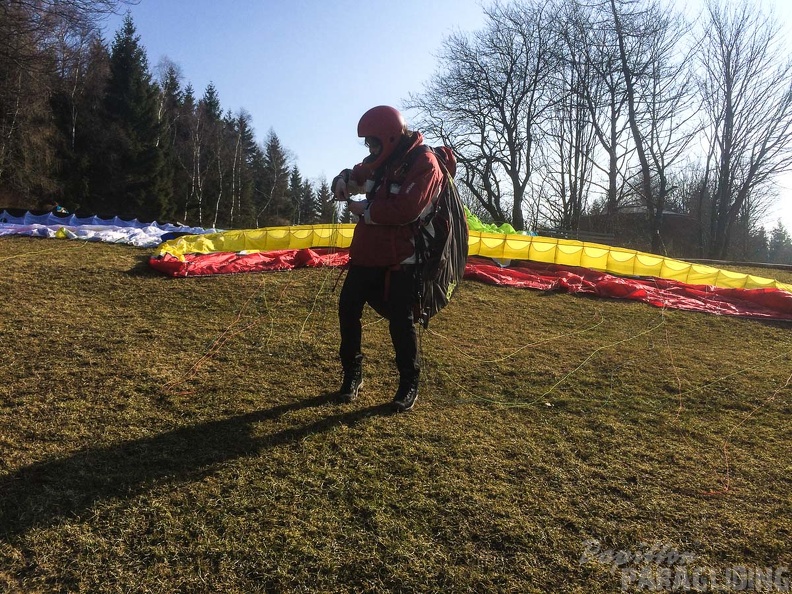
[{"left": 0, "top": 393, "right": 394, "bottom": 541}]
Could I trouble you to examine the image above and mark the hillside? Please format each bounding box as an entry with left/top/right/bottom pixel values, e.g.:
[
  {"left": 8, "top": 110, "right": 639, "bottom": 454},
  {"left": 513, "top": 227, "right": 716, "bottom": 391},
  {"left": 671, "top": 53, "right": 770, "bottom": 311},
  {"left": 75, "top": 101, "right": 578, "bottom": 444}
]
[{"left": 1, "top": 236, "right": 790, "bottom": 593}]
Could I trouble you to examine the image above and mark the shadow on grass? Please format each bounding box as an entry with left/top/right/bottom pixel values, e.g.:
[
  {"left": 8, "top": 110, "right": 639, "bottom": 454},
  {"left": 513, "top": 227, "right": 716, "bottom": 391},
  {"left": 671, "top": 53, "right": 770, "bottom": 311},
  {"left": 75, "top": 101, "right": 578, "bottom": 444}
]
[
  {"left": 126, "top": 254, "right": 161, "bottom": 277},
  {"left": 0, "top": 393, "right": 394, "bottom": 540}
]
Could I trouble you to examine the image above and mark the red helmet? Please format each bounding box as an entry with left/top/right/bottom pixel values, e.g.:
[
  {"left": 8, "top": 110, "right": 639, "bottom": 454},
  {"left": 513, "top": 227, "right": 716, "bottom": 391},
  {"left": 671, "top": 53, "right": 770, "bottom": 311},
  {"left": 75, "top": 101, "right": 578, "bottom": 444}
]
[{"left": 357, "top": 105, "right": 406, "bottom": 169}]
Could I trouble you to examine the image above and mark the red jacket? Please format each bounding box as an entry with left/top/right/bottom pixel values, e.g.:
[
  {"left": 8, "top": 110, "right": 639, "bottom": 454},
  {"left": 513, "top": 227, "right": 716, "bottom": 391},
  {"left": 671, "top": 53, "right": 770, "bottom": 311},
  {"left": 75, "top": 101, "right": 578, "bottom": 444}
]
[{"left": 343, "top": 132, "right": 445, "bottom": 267}]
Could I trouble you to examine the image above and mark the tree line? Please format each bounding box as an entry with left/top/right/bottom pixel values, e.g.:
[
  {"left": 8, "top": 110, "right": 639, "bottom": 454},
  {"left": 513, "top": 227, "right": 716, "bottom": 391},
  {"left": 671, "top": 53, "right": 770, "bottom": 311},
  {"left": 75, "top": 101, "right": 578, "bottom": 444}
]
[
  {"left": 408, "top": 0, "right": 792, "bottom": 261},
  {"left": 0, "top": 1, "right": 337, "bottom": 228}
]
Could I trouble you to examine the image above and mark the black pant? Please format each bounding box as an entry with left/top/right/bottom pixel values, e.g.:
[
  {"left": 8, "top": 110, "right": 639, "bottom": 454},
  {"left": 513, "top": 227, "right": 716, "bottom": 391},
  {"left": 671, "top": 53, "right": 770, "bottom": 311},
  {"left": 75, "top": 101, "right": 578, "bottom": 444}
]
[{"left": 338, "top": 265, "right": 419, "bottom": 380}]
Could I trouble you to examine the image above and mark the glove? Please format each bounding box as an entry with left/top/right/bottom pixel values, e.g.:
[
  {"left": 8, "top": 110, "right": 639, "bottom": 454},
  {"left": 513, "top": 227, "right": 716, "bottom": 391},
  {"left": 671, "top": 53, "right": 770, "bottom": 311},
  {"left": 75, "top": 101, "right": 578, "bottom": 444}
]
[
  {"left": 332, "top": 177, "right": 349, "bottom": 201},
  {"left": 332, "top": 169, "right": 352, "bottom": 201}
]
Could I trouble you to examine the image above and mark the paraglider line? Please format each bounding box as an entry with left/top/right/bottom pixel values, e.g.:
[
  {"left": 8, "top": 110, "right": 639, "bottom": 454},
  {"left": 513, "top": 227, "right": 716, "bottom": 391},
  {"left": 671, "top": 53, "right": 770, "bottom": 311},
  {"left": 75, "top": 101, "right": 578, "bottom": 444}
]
[
  {"left": 162, "top": 273, "right": 286, "bottom": 395},
  {"left": 426, "top": 309, "right": 606, "bottom": 364},
  {"left": 448, "top": 312, "right": 667, "bottom": 408},
  {"left": 539, "top": 316, "right": 667, "bottom": 399},
  {"left": 702, "top": 370, "right": 792, "bottom": 497},
  {"left": 299, "top": 252, "right": 344, "bottom": 341},
  {"left": 674, "top": 348, "right": 792, "bottom": 400},
  {"left": 663, "top": 320, "right": 685, "bottom": 420}
]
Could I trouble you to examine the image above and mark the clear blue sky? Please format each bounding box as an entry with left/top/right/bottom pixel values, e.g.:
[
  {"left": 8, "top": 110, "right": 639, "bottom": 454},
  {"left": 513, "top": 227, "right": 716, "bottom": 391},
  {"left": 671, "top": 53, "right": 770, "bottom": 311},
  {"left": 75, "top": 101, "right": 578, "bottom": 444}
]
[
  {"left": 103, "top": 0, "right": 792, "bottom": 232},
  {"left": 102, "top": 0, "right": 488, "bottom": 185}
]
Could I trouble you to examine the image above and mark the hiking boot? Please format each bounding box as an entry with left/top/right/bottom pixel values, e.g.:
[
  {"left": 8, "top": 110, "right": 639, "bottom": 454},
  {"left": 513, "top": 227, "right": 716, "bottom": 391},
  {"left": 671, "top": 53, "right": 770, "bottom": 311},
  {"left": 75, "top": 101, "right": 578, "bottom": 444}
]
[
  {"left": 393, "top": 376, "right": 419, "bottom": 412},
  {"left": 338, "top": 367, "right": 363, "bottom": 403}
]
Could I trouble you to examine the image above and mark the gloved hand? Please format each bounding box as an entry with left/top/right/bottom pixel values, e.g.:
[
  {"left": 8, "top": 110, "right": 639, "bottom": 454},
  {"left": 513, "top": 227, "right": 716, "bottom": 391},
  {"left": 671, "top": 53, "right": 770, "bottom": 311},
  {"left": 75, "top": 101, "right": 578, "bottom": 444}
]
[
  {"left": 331, "top": 169, "right": 352, "bottom": 200},
  {"left": 332, "top": 176, "right": 350, "bottom": 201}
]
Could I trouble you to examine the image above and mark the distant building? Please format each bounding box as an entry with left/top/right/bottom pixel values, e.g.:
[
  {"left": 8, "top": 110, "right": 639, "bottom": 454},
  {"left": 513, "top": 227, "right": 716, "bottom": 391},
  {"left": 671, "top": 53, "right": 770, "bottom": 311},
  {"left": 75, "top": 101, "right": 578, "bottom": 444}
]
[{"left": 577, "top": 207, "right": 700, "bottom": 257}]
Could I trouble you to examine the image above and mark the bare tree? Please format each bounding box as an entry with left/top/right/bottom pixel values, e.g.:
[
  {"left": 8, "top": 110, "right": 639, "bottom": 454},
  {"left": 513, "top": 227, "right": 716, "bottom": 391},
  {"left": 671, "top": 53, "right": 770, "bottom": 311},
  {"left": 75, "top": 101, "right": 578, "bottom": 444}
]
[
  {"left": 536, "top": 48, "right": 597, "bottom": 229},
  {"left": 696, "top": 0, "right": 792, "bottom": 258},
  {"left": 407, "top": 0, "right": 561, "bottom": 230},
  {"left": 562, "top": 0, "right": 634, "bottom": 227},
  {"left": 607, "top": 0, "right": 699, "bottom": 252},
  {"left": 0, "top": 1, "right": 135, "bottom": 68},
  {"left": 563, "top": 1, "right": 635, "bottom": 231},
  {"left": 537, "top": 1, "right": 604, "bottom": 230}
]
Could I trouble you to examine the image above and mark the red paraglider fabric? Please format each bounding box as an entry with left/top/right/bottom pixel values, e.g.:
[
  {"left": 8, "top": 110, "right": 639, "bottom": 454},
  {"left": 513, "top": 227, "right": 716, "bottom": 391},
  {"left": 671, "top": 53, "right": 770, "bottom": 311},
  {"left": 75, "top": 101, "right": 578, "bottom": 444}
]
[
  {"left": 149, "top": 248, "right": 350, "bottom": 277},
  {"left": 463, "top": 257, "right": 792, "bottom": 320},
  {"left": 148, "top": 249, "right": 792, "bottom": 320}
]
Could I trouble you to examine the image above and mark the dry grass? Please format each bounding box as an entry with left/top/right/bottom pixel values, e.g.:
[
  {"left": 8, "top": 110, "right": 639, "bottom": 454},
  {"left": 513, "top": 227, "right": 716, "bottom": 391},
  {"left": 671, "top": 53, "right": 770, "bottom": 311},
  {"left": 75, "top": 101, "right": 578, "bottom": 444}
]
[{"left": 1, "top": 235, "right": 790, "bottom": 593}]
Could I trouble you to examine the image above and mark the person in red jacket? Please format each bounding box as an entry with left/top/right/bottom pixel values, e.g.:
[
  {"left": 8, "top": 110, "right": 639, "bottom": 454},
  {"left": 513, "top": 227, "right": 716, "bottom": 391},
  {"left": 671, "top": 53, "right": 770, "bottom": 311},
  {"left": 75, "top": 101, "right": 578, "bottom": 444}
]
[{"left": 331, "top": 105, "right": 445, "bottom": 412}]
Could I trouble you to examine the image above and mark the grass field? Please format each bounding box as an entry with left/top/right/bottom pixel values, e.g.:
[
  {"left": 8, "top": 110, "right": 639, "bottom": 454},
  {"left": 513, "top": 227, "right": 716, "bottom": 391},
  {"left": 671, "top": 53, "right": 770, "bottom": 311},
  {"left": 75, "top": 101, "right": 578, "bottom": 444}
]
[{"left": 1, "top": 235, "right": 790, "bottom": 593}]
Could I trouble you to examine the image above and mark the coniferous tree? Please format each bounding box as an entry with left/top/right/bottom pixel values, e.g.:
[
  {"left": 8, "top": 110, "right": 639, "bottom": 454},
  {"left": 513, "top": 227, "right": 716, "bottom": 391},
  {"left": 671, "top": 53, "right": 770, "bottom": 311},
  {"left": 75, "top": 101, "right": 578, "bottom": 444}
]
[
  {"left": 340, "top": 201, "right": 352, "bottom": 223},
  {"left": 152, "top": 62, "right": 182, "bottom": 221},
  {"left": 157, "top": 62, "right": 183, "bottom": 139},
  {"left": 229, "top": 110, "right": 260, "bottom": 228},
  {"left": 156, "top": 61, "right": 193, "bottom": 223},
  {"left": 179, "top": 83, "right": 208, "bottom": 225},
  {"left": 300, "top": 179, "right": 319, "bottom": 224},
  {"left": 103, "top": 14, "right": 169, "bottom": 220},
  {"left": 207, "top": 108, "right": 234, "bottom": 228},
  {"left": 288, "top": 167, "right": 304, "bottom": 224},
  {"left": 211, "top": 109, "right": 259, "bottom": 228},
  {"left": 768, "top": 221, "right": 792, "bottom": 264},
  {"left": 197, "top": 83, "right": 225, "bottom": 226},
  {"left": 202, "top": 82, "right": 222, "bottom": 121},
  {"left": 51, "top": 35, "right": 110, "bottom": 213},
  {"left": 748, "top": 226, "right": 769, "bottom": 262},
  {"left": 316, "top": 178, "right": 337, "bottom": 223},
  {"left": 0, "top": 1, "right": 58, "bottom": 204},
  {"left": 256, "top": 130, "right": 291, "bottom": 226}
]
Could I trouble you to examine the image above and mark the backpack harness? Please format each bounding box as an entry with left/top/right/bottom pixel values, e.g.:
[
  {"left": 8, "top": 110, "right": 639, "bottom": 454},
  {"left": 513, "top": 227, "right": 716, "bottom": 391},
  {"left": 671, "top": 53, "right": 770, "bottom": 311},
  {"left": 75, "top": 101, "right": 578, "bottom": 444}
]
[{"left": 364, "top": 144, "right": 469, "bottom": 328}]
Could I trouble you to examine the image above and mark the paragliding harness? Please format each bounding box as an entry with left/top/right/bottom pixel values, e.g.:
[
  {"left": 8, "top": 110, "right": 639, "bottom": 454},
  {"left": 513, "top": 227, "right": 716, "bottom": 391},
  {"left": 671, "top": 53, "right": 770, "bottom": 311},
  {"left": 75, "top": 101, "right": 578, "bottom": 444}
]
[{"left": 405, "top": 145, "right": 469, "bottom": 328}]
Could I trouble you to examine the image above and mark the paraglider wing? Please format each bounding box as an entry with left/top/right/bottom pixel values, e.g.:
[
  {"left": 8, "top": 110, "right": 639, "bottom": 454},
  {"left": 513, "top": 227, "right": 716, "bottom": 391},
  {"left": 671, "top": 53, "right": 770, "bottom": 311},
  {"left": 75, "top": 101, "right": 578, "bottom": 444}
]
[{"left": 147, "top": 222, "right": 792, "bottom": 320}]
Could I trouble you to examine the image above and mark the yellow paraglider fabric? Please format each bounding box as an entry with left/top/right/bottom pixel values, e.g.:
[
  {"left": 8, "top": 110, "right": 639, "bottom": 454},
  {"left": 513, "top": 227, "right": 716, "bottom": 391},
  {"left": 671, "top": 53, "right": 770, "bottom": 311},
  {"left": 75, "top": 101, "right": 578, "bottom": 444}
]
[
  {"left": 151, "top": 224, "right": 792, "bottom": 293},
  {"left": 154, "top": 224, "right": 356, "bottom": 256}
]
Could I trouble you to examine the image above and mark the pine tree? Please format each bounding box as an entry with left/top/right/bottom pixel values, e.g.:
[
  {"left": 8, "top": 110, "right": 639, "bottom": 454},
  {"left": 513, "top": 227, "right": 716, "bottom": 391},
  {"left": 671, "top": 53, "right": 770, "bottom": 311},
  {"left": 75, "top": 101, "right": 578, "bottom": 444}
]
[
  {"left": 256, "top": 130, "right": 291, "bottom": 226},
  {"left": 153, "top": 62, "right": 183, "bottom": 222},
  {"left": 103, "top": 14, "right": 169, "bottom": 221},
  {"left": 173, "top": 83, "right": 197, "bottom": 223},
  {"left": 156, "top": 63, "right": 193, "bottom": 224},
  {"left": 748, "top": 226, "right": 769, "bottom": 262},
  {"left": 212, "top": 109, "right": 259, "bottom": 228},
  {"left": 340, "top": 201, "right": 352, "bottom": 223},
  {"left": 51, "top": 36, "right": 111, "bottom": 214},
  {"left": 316, "top": 178, "right": 337, "bottom": 223},
  {"left": 197, "top": 83, "right": 225, "bottom": 227},
  {"left": 158, "top": 62, "right": 183, "bottom": 148},
  {"left": 183, "top": 84, "right": 195, "bottom": 113},
  {"left": 229, "top": 110, "right": 259, "bottom": 228},
  {"left": 300, "top": 179, "right": 319, "bottom": 224},
  {"left": 202, "top": 82, "right": 222, "bottom": 122},
  {"left": 288, "top": 167, "right": 303, "bottom": 224},
  {"left": 768, "top": 221, "right": 792, "bottom": 264}
]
